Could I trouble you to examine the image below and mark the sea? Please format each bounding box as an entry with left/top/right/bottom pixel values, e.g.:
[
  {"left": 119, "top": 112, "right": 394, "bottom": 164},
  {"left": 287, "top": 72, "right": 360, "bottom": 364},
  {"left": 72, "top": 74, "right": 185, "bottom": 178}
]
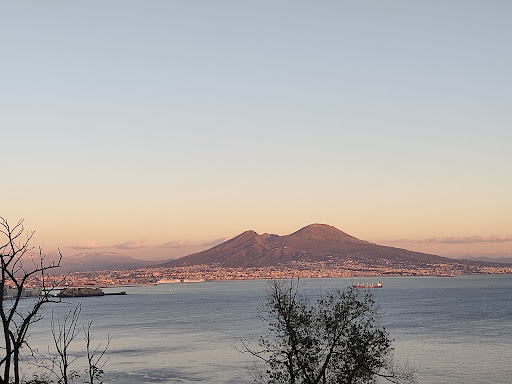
[{"left": 21, "top": 274, "right": 512, "bottom": 384}]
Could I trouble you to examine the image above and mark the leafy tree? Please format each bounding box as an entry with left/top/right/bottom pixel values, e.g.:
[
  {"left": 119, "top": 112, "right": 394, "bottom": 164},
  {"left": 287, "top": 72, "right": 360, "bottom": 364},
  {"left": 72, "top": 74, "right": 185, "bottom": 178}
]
[{"left": 241, "top": 279, "right": 416, "bottom": 384}]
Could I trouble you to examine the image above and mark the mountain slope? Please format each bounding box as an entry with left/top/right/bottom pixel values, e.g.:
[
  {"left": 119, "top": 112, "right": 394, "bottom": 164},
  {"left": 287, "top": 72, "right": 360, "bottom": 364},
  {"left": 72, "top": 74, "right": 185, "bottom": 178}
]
[
  {"left": 162, "top": 224, "right": 461, "bottom": 268},
  {"left": 59, "top": 252, "right": 155, "bottom": 272}
]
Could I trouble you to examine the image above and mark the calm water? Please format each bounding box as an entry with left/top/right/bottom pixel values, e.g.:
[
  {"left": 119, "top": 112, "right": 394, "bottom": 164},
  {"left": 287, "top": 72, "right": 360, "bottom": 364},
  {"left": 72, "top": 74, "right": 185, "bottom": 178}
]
[{"left": 23, "top": 275, "right": 512, "bottom": 383}]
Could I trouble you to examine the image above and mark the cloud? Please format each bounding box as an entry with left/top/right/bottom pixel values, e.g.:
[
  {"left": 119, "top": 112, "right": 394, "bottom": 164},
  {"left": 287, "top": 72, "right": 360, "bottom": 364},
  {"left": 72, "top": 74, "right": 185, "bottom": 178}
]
[
  {"left": 419, "top": 235, "right": 512, "bottom": 244},
  {"left": 199, "top": 237, "right": 226, "bottom": 247},
  {"left": 160, "top": 237, "right": 226, "bottom": 249},
  {"left": 113, "top": 240, "right": 146, "bottom": 249},
  {"left": 69, "top": 241, "right": 98, "bottom": 250},
  {"left": 160, "top": 240, "right": 190, "bottom": 248}
]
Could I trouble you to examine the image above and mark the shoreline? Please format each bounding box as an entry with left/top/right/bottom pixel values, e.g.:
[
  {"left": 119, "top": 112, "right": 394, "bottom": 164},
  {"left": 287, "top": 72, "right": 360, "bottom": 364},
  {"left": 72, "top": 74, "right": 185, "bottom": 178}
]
[{"left": 54, "top": 270, "right": 512, "bottom": 289}]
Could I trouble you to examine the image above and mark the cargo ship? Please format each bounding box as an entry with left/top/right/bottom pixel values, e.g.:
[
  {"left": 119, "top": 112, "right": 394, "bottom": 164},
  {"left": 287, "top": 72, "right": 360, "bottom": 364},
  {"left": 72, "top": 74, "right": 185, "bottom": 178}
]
[
  {"left": 157, "top": 278, "right": 206, "bottom": 284},
  {"left": 352, "top": 282, "right": 382, "bottom": 289}
]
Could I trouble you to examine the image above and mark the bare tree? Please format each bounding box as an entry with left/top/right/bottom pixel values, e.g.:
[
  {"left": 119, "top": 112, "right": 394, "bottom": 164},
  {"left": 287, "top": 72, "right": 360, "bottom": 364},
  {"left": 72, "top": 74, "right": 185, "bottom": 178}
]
[
  {"left": 50, "top": 305, "right": 82, "bottom": 384},
  {"left": 83, "top": 320, "right": 111, "bottom": 384},
  {"left": 240, "top": 279, "right": 416, "bottom": 384},
  {"left": 40, "top": 304, "right": 112, "bottom": 384},
  {"left": 0, "top": 217, "right": 62, "bottom": 384}
]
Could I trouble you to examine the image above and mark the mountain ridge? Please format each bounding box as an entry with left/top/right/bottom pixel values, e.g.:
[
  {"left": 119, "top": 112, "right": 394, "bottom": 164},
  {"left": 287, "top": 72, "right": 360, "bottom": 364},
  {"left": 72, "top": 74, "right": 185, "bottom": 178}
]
[
  {"left": 47, "top": 252, "right": 162, "bottom": 273},
  {"left": 161, "top": 224, "right": 472, "bottom": 269}
]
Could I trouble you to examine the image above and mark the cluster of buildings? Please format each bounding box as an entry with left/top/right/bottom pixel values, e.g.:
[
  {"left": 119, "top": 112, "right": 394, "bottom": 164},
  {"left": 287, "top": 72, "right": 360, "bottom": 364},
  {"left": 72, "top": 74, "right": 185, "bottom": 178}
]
[
  {"left": 3, "top": 286, "right": 42, "bottom": 298},
  {"left": 23, "top": 257, "right": 512, "bottom": 288}
]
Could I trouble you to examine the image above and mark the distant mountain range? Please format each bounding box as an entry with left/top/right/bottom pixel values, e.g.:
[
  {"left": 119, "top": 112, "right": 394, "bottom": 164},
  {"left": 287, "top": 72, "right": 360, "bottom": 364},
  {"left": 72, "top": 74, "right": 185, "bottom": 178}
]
[
  {"left": 463, "top": 255, "right": 512, "bottom": 265},
  {"left": 160, "top": 224, "right": 503, "bottom": 269},
  {"left": 57, "top": 252, "right": 161, "bottom": 273}
]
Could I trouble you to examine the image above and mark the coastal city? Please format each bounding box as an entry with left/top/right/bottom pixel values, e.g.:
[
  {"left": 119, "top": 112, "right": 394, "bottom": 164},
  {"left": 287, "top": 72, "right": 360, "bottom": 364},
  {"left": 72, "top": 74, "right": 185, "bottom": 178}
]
[{"left": 53, "top": 258, "right": 512, "bottom": 288}]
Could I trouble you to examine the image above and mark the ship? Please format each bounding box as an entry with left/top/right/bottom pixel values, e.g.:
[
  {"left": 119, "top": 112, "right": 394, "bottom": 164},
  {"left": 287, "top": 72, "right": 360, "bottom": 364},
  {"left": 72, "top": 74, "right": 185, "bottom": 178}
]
[
  {"left": 352, "top": 282, "right": 382, "bottom": 289},
  {"left": 157, "top": 279, "right": 182, "bottom": 284},
  {"left": 157, "top": 278, "right": 206, "bottom": 284}
]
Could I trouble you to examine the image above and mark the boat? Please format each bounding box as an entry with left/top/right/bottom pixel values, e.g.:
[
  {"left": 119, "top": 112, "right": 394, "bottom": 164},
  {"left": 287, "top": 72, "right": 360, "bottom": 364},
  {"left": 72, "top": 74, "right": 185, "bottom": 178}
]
[
  {"left": 352, "top": 282, "right": 382, "bottom": 289},
  {"left": 157, "top": 278, "right": 206, "bottom": 284},
  {"left": 157, "top": 279, "right": 182, "bottom": 284},
  {"left": 436, "top": 274, "right": 455, "bottom": 277}
]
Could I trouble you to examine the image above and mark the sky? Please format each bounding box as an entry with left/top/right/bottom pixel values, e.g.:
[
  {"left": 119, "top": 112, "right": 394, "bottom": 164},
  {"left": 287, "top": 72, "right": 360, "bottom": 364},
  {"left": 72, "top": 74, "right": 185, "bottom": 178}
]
[{"left": 1, "top": 1, "right": 511, "bottom": 261}]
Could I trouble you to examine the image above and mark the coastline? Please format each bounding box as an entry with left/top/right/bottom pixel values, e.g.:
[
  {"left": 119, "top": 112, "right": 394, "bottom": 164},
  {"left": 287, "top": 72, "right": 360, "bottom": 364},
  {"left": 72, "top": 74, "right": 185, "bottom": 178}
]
[{"left": 43, "top": 264, "right": 512, "bottom": 288}]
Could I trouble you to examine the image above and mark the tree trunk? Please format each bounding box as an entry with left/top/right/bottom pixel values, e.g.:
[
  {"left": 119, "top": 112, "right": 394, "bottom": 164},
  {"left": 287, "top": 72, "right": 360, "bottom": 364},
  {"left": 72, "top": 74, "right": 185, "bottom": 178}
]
[
  {"left": 13, "top": 348, "right": 20, "bottom": 384},
  {"left": 2, "top": 331, "right": 11, "bottom": 384}
]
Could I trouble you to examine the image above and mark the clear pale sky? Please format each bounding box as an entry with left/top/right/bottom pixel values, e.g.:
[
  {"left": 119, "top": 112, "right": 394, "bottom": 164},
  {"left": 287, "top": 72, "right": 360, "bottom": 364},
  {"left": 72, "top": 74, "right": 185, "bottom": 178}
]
[{"left": 2, "top": 1, "right": 511, "bottom": 260}]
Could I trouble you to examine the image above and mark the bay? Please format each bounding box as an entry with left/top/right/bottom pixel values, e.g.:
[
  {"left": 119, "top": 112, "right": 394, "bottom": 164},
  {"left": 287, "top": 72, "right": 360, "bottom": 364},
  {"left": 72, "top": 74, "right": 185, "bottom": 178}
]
[{"left": 23, "top": 275, "right": 512, "bottom": 383}]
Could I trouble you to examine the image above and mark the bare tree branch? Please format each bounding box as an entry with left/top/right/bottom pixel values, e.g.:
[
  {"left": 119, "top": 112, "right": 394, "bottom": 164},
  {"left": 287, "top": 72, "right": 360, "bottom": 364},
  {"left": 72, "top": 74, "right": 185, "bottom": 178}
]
[
  {"left": 0, "top": 217, "right": 63, "bottom": 384},
  {"left": 51, "top": 304, "right": 82, "bottom": 384},
  {"left": 84, "top": 320, "right": 112, "bottom": 384}
]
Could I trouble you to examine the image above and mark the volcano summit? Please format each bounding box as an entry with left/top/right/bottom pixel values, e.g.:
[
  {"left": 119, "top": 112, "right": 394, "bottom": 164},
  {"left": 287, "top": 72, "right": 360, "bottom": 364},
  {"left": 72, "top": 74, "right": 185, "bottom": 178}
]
[{"left": 161, "top": 224, "right": 491, "bottom": 272}]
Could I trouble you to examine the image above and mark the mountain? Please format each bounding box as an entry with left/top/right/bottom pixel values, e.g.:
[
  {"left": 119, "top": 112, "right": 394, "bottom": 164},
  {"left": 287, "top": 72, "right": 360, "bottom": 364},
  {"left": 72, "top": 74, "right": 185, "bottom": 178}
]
[
  {"left": 463, "top": 255, "right": 512, "bottom": 265},
  {"left": 161, "top": 224, "right": 474, "bottom": 268},
  {"left": 58, "top": 252, "right": 155, "bottom": 272}
]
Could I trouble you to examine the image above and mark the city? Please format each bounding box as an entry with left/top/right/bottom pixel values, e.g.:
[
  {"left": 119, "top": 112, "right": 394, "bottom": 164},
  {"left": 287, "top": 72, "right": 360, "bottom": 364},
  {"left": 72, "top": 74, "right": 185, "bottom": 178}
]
[{"left": 50, "top": 259, "right": 512, "bottom": 288}]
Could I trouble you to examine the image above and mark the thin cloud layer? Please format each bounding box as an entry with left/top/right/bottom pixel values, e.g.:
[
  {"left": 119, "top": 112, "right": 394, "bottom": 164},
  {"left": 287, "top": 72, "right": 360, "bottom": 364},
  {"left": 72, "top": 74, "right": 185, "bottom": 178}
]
[
  {"left": 161, "top": 237, "right": 226, "bottom": 249},
  {"left": 420, "top": 235, "right": 512, "bottom": 244},
  {"left": 114, "top": 240, "right": 146, "bottom": 249},
  {"left": 200, "top": 237, "right": 226, "bottom": 247},
  {"left": 161, "top": 240, "right": 189, "bottom": 248},
  {"left": 69, "top": 241, "right": 98, "bottom": 250}
]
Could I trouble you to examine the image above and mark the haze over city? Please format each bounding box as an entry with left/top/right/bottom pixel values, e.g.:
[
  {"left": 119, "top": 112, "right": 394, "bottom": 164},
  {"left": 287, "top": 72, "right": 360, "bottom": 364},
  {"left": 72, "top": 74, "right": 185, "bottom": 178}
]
[{"left": 2, "top": 1, "right": 511, "bottom": 262}]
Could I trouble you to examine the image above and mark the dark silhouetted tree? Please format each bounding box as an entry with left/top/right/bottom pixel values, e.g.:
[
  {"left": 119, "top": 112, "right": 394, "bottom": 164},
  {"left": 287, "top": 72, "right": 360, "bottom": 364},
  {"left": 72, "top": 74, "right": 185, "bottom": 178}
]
[
  {"left": 241, "top": 279, "right": 416, "bottom": 384},
  {"left": 50, "top": 304, "right": 82, "bottom": 384},
  {"left": 45, "top": 304, "right": 112, "bottom": 384},
  {"left": 83, "top": 319, "right": 111, "bottom": 384},
  {"left": 0, "top": 217, "right": 62, "bottom": 384}
]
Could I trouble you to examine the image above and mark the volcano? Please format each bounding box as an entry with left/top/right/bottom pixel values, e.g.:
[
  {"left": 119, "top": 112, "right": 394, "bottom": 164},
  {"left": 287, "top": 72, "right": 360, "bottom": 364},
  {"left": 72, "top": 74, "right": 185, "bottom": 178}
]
[{"left": 161, "top": 224, "right": 464, "bottom": 268}]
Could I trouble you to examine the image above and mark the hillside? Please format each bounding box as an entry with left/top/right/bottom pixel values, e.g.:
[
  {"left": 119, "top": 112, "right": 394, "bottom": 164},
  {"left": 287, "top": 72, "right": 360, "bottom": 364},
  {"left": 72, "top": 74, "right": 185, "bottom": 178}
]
[
  {"left": 161, "top": 224, "right": 474, "bottom": 268},
  {"left": 58, "top": 252, "right": 155, "bottom": 272}
]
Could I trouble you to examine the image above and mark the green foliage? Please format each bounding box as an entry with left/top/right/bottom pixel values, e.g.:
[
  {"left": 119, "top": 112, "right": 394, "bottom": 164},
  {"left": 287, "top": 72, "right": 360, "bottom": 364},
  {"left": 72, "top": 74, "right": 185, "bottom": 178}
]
[
  {"left": 21, "top": 373, "right": 53, "bottom": 384},
  {"left": 244, "top": 279, "right": 415, "bottom": 384},
  {"left": 83, "top": 365, "right": 104, "bottom": 384},
  {"left": 56, "top": 370, "right": 79, "bottom": 384}
]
